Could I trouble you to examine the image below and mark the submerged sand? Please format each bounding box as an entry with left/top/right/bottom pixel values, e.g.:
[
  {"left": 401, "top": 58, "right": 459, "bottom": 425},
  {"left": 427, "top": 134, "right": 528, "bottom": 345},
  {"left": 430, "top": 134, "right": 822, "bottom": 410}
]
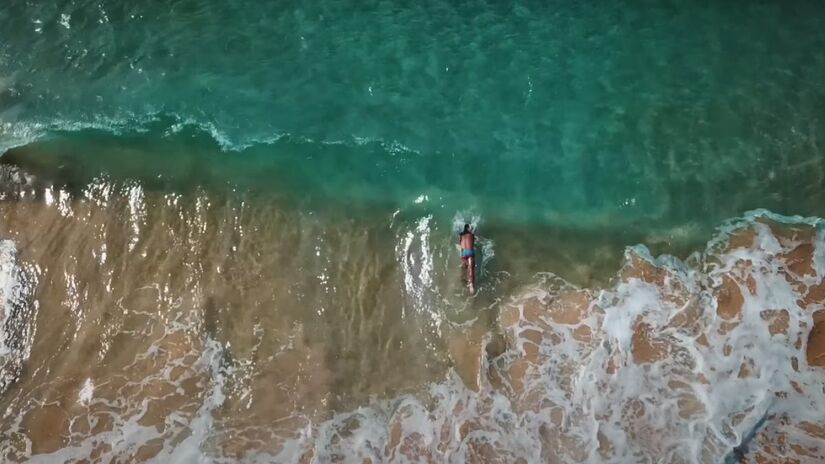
[{"left": 0, "top": 164, "right": 822, "bottom": 462}]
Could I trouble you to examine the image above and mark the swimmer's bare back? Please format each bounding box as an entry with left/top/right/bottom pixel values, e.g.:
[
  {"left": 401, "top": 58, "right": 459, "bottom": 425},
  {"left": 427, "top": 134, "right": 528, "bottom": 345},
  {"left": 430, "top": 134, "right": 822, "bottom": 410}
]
[{"left": 459, "top": 224, "right": 476, "bottom": 291}]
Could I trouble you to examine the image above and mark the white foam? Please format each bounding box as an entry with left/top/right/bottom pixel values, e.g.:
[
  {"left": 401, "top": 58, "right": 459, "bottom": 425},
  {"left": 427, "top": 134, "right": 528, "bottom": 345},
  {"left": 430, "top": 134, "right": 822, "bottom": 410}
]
[
  {"left": 397, "top": 215, "right": 439, "bottom": 325},
  {"left": 451, "top": 210, "right": 482, "bottom": 235},
  {"left": 0, "top": 241, "right": 20, "bottom": 360},
  {"left": 0, "top": 240, "right": 37, "bottom": 395},
  {"left": 77, "top": 378, "right": 94, "bottom": 405},
  {"left": 59, "top": 13, "right": 71, "bottom": 29},
  {"left": 22, "top": 334, "right": 229, "bottom": 464},
  {"left": 126, "top": 183, "right": 145, "bottom": 252},
  {"left": 0, "top": 110, "right": 425, "bottom": 163}
]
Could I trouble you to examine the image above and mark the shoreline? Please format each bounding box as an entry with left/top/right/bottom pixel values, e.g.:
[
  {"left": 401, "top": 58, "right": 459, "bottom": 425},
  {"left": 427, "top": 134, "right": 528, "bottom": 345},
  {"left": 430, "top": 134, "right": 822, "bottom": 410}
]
[{"left": 7, "top": 130, "right": 821, "bottom": 238}]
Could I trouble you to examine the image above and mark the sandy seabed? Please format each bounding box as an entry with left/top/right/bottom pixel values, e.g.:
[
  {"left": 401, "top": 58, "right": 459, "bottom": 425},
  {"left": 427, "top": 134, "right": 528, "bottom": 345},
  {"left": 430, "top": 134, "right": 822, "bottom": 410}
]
[{"left": 0, "top": 165, "right": 822, "bottom": 463}]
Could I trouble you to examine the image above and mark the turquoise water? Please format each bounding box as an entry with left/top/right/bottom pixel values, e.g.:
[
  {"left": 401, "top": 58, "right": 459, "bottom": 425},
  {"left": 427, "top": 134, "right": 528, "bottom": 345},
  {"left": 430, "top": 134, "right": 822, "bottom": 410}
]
[{"left": 2, "top": 0, "right": 825, "bottom": 229}]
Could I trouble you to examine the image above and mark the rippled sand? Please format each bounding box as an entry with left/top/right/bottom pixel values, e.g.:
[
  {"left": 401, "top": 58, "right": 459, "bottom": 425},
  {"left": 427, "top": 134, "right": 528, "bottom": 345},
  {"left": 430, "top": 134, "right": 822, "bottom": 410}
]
[{"left": 0, "top": 165, "right": 823, "bottom": 462}]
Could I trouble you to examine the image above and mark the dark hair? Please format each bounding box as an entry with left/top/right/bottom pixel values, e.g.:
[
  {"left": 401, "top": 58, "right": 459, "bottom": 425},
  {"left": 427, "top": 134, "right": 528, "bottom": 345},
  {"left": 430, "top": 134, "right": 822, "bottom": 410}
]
[{"left": 464, "top": 223, "right": 471, "bottom": 232}]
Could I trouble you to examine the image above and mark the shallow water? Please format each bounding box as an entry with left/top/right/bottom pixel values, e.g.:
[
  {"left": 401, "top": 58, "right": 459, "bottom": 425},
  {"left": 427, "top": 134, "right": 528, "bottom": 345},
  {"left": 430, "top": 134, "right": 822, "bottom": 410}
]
[
  {"left": 0, "top": 167, "right": 824, "bottom": 462},
  {"left": 0, "top": 161, "right": 612, "bottom": 460}
]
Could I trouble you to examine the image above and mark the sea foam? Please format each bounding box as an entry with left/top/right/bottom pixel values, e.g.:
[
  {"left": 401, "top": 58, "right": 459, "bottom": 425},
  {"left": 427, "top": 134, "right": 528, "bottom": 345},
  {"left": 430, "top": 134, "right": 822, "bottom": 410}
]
[
  {"left": 264, "top": 210, "right": 825, "bottom": 463},
  {"left": 3, "top": 209, "right": 825, "bottom": 463}
]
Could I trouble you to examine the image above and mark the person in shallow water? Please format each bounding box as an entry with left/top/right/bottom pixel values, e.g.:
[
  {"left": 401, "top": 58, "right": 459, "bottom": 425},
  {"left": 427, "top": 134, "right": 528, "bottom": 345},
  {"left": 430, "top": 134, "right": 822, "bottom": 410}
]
[{"left": 459, "top": 223, "right": 476, "bottom": 291}]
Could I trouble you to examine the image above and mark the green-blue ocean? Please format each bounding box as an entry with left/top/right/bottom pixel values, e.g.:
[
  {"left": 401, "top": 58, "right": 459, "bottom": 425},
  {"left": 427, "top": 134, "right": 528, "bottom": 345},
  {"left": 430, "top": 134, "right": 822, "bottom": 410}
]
[{"left": 1, "top": 1, "right": 825, "bottom": 462}]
